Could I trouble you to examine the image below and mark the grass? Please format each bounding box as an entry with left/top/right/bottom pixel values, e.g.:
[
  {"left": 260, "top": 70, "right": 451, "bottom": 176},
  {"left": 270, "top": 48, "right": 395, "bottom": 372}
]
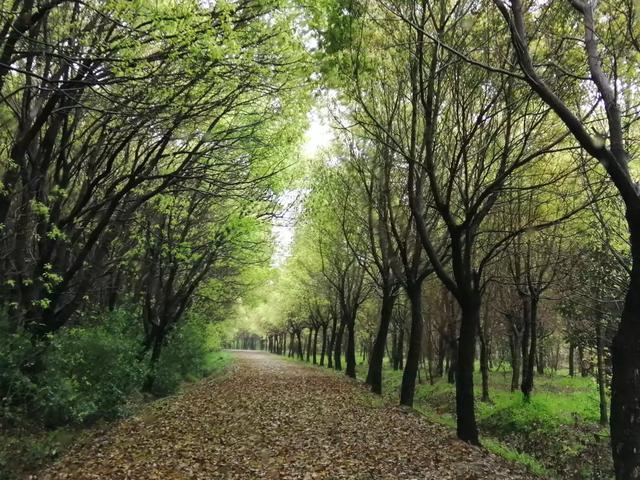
[{"left": 205, "top": 350, "right": 233, "bottom": 374}]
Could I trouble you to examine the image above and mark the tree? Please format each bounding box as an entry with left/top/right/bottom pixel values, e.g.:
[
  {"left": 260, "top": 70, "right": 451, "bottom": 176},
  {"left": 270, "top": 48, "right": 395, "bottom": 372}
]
[{"left": 491, "top": 0, "right": 640, "bottom": 475}]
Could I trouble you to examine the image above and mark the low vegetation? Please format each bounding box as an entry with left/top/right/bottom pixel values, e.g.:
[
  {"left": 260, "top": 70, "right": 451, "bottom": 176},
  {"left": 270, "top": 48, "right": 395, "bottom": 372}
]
[{"left": 0, "top": 312, "right": 232, "bottom": 480}]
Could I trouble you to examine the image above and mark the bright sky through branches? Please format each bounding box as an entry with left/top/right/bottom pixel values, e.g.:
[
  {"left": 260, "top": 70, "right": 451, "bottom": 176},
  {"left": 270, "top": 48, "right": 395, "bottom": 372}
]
[{"left": 271, "top": 108, "right": 333, "bottom": 267}]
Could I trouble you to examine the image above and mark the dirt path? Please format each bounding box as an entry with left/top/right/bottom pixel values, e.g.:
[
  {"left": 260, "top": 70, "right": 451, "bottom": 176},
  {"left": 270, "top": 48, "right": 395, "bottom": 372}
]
[{"left": 34, "top": 351, "right": 540, "bottom": 479}]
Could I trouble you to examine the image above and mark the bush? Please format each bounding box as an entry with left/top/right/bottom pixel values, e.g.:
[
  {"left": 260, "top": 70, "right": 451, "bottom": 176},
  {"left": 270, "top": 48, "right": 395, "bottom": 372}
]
[
  {"left": 39, "top": 309, "right": 146, "bottom": 426},
  {"left": 0, "top": 318, "right": 41, "bottom": 427},
  {"left": 150, "top": 314, "right": 210, "bottom": 396}
]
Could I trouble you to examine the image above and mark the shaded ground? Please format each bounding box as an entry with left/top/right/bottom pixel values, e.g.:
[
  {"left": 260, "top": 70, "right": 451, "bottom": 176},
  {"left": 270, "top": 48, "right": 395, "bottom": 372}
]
[{"left": 34, "top": 351, "right": 541, "bottom": 479}]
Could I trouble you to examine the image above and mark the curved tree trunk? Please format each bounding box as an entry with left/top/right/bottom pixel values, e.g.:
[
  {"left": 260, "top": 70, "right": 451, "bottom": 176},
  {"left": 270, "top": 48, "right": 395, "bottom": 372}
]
[
  {"left": 400, "top": 282, "right": 422, "bottom": 407},
  {"left": 366, "top": 288, "right": 396, "bottom": 393}
]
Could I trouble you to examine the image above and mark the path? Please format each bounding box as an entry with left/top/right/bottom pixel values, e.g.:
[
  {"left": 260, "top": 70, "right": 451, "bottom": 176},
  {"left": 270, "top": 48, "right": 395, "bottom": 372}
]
[{"left": 35, "top": 351, "right": 540, "bottom": 479}]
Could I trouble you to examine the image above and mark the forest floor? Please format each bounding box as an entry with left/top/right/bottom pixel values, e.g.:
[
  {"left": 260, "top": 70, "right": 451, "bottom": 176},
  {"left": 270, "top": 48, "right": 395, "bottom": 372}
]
[{"left": 33, "top": 351, "right": 539, "bottom": 480}]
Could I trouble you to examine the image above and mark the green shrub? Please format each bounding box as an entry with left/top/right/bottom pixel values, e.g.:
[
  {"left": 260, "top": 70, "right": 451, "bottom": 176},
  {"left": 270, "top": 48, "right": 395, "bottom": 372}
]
[
  {"left": 0, "top": 319, "right": 41, "bottom": 426},
  {"left": 39, "top": 309, "right": 146, "bottom": 426},
  {"left": 150, "top": 315, "right": 210, "bottom": 396}
]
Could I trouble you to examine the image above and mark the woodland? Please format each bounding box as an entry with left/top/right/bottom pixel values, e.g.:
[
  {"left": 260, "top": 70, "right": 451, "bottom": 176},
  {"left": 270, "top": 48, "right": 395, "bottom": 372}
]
[{"left": 1, "top": 0, "right": 640, "bottom": 479}]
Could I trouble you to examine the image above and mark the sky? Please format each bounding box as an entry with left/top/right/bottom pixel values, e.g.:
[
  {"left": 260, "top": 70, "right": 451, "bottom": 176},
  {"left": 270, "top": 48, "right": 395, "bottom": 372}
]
[{"left": 271, "top": 107, "right": 334, "bottom": 267}]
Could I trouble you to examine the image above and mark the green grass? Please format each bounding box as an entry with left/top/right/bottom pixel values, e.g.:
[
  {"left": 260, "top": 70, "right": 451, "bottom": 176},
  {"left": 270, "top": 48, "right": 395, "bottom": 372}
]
[
  {"left": 205, "top": 350, "right": 233, "bottom": 374},
  {"left": 483, "top": 437, "right": 552, "bottom": 477},
  {"left": 364, "top": 360, "right": 611, "bottom": 479}
]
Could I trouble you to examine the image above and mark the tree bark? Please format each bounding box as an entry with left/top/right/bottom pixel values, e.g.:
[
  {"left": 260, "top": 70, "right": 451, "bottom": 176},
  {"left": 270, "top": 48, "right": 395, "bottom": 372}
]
[
  {"left": 400, "top": 282, "right": 422, "bottom": 407},
  {"left": 610, "top": 233, "right": 640, "bottom": 478},
  {"left": 345, "top": 316, "right": 356, "bottom": 378},
  {"left": 296, "top": 331, "right": 303, "bottom": 359},
  {"left": 305, "top": 328, "right": 312, "bottom": 362},
  {"left": 568, "top": 341, "right": 575, "bottom": 377},
  {"left": 509, "top": 320, "right": 522, "bottom": 392},
  {"left": 456, "top": 299, "right": 480, "bottom": 445},
  {"left": 521, "top": 295, "right": 538, "bottom": 400},
  {"left": 366, "top": 288, "right": 396, "bottom": 394},
  {"left": 596, "top": 321, "right": 608, "bottom": 426},
  {"left": 479, "top": 322, "right": 491, "bottom": 403},
  {"left": 320, "top": 324, "right": 327, "bottom": 366},
  {"left": 312, "top": 327, "right": 319, "bottom": 365},
  {"left": 334, "top": 320, "right": 345, "bottom": 371},
  {"left": 537, "top": 325, "right": 545, "bottom": 375},
  {"left": 396, "top": 326, "right": 405, "bottom": 370}
]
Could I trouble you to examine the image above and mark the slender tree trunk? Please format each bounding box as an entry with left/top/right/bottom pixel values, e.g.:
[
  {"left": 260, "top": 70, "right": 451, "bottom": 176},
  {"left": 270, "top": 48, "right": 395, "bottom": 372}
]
[
  {"left": 479, "top": 323, "right": 491, "bottom": 403},
  {"left": 345, "top": 315, "right": 356, "bottom": 378},
  {"left": 142, "top": 327, "right": 165, "bottom": 392},
  {"left": 596, "top": 320, "right": 608, "bottom": 426},
  {"left": 510, "top": 330, "right": 521, "bottom": 392},
  {"left": 569, "top": 341, "right": 575, "bottom": 377},
  {"left": 334, "top": 320, "right": 345, "bottom": 371},
  {"left": 447, "top": 344, "right": 456, "bottom": 384},
  {"left": 400, "top": 282, "right": 422, "bottom": 407},
  {"left": 312, "top": 327, "right": 318, "bottom": 364},
  {"left": 397, "top": 324, "right": 404, "bottom": 370},
  {"left": 306, "top": 328, "right": 312, "bottom": 362},
  {"left": 390, "top": 329, "right": 397, "bottom": 369},
  {"left": 367, "top": 289, "right": 396, "bottom": 394},
  {"left": 537, "top": 326, "right": 545, "bottom": 375},
  {"left": 456, "top": 298, "right": 480, "bottom": 445},
  {"left": 522, "top": 295, "right": 538, "bottom": 400},
  {"left": 320, "top": 324, "right": 327, "bottom": 366},
  {"left": 578, "top": 344, "right": 589, "bottom": 377},
  {"left": 296, "top": 331, "right": 303, "bottom": 359},
  {"left": 327, "top": 316, "right": 336, "bottom": 369}
]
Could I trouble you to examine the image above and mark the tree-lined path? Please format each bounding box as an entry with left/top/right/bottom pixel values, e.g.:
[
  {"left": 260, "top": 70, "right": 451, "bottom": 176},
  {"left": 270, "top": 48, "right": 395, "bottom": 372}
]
[{"left": 35, "top": 352, "right": 537, "bottom": 479}]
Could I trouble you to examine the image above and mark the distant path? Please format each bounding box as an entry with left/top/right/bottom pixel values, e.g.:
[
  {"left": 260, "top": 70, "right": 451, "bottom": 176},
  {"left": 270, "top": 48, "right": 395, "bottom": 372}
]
[{"left": 36, "top": 351, "right": 539, "bottom": 479}]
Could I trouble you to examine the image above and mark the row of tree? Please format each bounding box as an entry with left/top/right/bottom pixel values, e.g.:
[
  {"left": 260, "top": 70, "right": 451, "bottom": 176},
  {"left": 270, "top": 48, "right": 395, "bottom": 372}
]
[
  {"left": 254, "top": 0, "right": 640, "bottom": 477},
  {"left": 0, "top": 0, "right": 308, "bottom": 391}
]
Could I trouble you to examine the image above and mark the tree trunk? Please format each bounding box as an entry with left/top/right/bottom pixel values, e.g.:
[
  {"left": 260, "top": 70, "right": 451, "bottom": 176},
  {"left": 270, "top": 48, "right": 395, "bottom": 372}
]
[
  {"left": 520, "top": 296, "right": 531, "bottom": 394},
  {"left": 390, "top": 329, "right": 397, "bottom": 369},
  {"left": 537, "top": 326, "right": 545, "bottom": 375},
  {"left": 569, "top": 341, "right": 575, "bottom": 377},
  {"left": 397, "top": 324, "right": 404, "bottom": 370},
  {"left": 400, "top": 282, "right": 422, "bottom": 407},
  {"left": 312, "top": 327, "right": 318, "bottom": 365},
  {"left": 596, "top": 321, "right": 608, "bottom": 426},
  {"left": 436, "top": 333, "right": 446, "bottom": 378},
  {"left": 609, "top": 205, "right": 640, "bottom": 479},
  {"left": 510, "top": 322, "right": 522, "bottom": 392},
  {"left": 334, "top": 320, "right": 345, "bottom": 371},
  {"left": 366, "top": 288, "right": 396, "bottom": 394},
  {"left": 296, "top": 331, "right": 303, "bottom": 359},
  {"left": 447, "top": 338, "right": 457, "bottom": 385},
  {"left": 142, "top": 327, "right": 165, "bottom": 392},
  {"left": 345, "top": 316, "right": 356, "bottom": 378},
  {"left": 578, "top": 344, "right": 589, "bottom": 377},
  {"left": 479, "top": 322, "right": 490, "bottom": 403},
  {"left": 320, "top": 324, "right": 327, "bottom": 366},
  {"left": 327, "top": 321, "right": 335, "bottom": 368},
  {"left": 521, "top": 295, "right": 538, "bottom": 400},
  {"left": 456, "top": 299, "right": 480, "bottom": 445},
  {"left": 306, "top": 328, "right": 312, "bottom": 362}
]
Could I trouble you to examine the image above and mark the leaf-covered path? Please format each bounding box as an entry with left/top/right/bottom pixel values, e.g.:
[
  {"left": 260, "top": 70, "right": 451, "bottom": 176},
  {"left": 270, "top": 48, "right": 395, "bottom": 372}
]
[{"left": 35, "top": 352, "right": 540, "bottom": 479}]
